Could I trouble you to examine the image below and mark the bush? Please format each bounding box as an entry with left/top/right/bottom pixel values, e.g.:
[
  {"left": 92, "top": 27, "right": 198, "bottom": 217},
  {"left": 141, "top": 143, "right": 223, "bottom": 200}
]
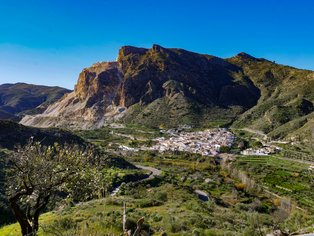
[
  {"left": 220, "top": 146, "right": 230, "bottom": 153},
  {"left": 154, "top": 191, "right": 168, "bottom": 202},
  {"left": 52, "top": 217, "right": 77, "bottom": 230},
  {"left": 235, "top": 183, "right": 247, "bottom": 191}
]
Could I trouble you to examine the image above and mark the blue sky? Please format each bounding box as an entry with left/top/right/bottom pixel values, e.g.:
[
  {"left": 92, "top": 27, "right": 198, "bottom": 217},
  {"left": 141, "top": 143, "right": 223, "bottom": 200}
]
[{"left": 1, "top": 0, "right": 314, "bottom": 89}]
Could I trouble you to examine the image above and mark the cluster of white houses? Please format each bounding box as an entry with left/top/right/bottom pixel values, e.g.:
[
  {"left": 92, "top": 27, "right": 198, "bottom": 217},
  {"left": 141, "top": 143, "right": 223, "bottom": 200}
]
[
  {"left": 241, "top": 145, "right": 281, "bottom": 156},
  {"left": 149, "top": 128, "right": 235, "bottom": 156}
]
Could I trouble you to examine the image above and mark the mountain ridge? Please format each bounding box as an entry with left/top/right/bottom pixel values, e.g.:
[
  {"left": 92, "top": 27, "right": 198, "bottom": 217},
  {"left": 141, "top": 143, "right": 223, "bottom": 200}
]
[
  {"left": 0, "top": 83, "right": 71, "bottom": 120},
  {"left": 19, "top": 45, "right": 314, "bottom": 142}
]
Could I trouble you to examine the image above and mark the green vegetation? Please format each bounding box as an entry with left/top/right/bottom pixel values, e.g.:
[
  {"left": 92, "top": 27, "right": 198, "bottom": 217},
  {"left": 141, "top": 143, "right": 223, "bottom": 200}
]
[
  {"left": 2, "top": 145, "right": 313, "bottom": 235},
  {"left": 122, "top": 98, "right": 237, "bottom": 129},
  {"left": 0, "top": 120, "right": 85, "bottom": 150},
  {"left": 4, "top": 140, "right": 105, "bottom": 235},
  {"left": 229, "top": 56, "right": 314, "bottom": 146},
  {"left": 1, "top": 123, "right": 314, "bottom": 235},
  {"left": 234, "top": 155, "right": 314, "bottom": 211}
]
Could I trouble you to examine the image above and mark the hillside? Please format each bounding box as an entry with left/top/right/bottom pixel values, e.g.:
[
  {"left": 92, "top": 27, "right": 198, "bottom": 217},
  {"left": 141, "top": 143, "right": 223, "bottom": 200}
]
[
  {"left": 20, "top": 45, "right": 314, "bottom": 142},
  {"left": 0, "top": 83, "right": 71, "bottom": 120},
  {"left": 228, "top": 54, "right": 314, "bottom": 143},
  {"left": 0, "top": 121, "right": 139, "bottom": 227},
  {"left": 0, "top": 120, "right": 85, "bottom": 149}
]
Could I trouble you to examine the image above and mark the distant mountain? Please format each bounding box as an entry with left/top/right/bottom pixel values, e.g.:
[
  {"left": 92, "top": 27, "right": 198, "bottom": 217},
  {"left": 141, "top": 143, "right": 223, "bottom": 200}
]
[
  {"left": 0, "top": 83, "right": 71, "bottom": 120},
  {"left": 20, "top": 45, "right": 314, "bottom": 143}
]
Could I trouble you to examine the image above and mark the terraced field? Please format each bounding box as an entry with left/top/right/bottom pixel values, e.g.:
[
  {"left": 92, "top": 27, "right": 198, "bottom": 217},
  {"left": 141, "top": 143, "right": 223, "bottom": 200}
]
[{"left": 235, "top": 155, "right": 314, "bottom": 211}]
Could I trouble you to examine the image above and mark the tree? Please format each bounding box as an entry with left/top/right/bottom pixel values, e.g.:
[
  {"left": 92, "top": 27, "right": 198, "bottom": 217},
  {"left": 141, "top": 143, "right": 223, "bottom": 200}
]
[{"left": 4, "top": 139, "right": 99, "bottom": 236}]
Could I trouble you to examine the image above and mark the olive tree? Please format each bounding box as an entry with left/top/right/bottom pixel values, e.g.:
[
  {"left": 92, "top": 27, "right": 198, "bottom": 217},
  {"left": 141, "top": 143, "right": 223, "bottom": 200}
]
[{"left": 5, "top": 139, "right": 101, "bottom": 236}]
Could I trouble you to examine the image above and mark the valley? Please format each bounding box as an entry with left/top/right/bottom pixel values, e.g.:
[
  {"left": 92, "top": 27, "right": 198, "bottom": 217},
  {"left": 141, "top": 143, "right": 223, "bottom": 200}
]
[
  {"left": 0, "top": 125, "right": 314, "bottom": 235},
  {"left": 0, "top": 122, "right": 313, "bottom": 235},
  {"left": 1, "top": 0, "right": 314, "bottom": 233},
  {"left": 0, "top": 45, "right": 313, "bottom": 236}
]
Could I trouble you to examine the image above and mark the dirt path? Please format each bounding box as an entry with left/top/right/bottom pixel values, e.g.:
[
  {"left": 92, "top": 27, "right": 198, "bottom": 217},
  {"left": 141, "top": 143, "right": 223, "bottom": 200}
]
[
  {"left": 240, "top": 128, "right": 267, "bottom": 138},
  {"left": 277, "top": 156, "right": 314, "bottom": 165}
]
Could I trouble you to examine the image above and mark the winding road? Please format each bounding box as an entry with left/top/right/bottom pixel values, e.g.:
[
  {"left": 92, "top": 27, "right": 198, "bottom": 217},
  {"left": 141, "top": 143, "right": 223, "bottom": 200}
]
[
  {"left": 110, "top": 164, "right": 162, "bottom": 196},
  {"left": 135, "top": 165, "right": 162, "bottom": 180}
]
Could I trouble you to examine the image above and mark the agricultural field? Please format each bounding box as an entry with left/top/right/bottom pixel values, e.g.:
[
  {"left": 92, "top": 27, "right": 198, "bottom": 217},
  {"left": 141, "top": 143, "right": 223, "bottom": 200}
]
[{"left": 234, "top": 155, "right": 314, "bottom": 211}]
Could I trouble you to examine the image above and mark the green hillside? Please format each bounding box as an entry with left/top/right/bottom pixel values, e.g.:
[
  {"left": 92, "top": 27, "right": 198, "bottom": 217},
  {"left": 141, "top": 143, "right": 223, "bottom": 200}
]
[{"left": 228, "top": 54, "right": 314, "bottom": 143}]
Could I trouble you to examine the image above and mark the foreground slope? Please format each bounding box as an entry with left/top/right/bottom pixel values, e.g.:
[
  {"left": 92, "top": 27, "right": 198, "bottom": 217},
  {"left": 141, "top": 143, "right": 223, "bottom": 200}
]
[
  {"left": 0, "top": 83, "right": 71, "bottom": 120},
  {"left": 0, "top": 120, "right": 84, "bottom": 149}
]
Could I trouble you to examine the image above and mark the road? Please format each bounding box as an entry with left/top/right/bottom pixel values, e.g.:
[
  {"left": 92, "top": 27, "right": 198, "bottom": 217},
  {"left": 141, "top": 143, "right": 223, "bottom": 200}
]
[
  {"left": 135, "top": 165, "right": 162, "bottom": 180},
  {"left": 110, "top": 164, "right": 162, "bottom": 196},
  {"left": 238, "top": 128, "right": 267, "bottom": 139}
]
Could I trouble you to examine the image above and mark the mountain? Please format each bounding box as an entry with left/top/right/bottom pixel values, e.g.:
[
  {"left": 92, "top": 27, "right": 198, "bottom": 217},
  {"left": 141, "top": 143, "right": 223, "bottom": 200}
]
[
  {"left": 0, "top": 83, "right": 71, "bottom": 120},
  {"left": 20, "top": 45, "right": 260, "bottom": 129},
  {"left": 20, "top": 45, "right": 314, "bottom": 142},
  {"left": 228, "top": 53, "right": 314, "bottom": 143}
]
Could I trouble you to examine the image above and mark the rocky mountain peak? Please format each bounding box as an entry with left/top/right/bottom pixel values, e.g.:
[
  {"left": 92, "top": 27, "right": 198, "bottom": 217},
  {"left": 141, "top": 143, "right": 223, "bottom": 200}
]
[
  {"left": 118, "top": 46, "right": 148, "bottom": 59},
  {"left": 74, "top": 62, "right": 120, "bottom": 101},
  {"left": 151, "top": 44, "right": 165, "bottom": 52},
  {"left": 235, "top": 52, "right": 263, "bottom": 62},
  {"left": 22, "top": 44, "right": 314, "bottom": 132}
]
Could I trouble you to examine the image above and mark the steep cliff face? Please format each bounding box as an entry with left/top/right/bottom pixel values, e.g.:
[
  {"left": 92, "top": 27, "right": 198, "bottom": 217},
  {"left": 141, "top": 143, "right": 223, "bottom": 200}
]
[
  {"left": 20, "top": 45, "right": 263, "bottom": 129},
  {"left": 21, "top": 62, "right": 123, "bottom": 129},
  {"left": 19, "top": 44, "right": 313, "bottom": 133},
  {"left": 116, "top": 44, "right": 260, "bottom": 109}
]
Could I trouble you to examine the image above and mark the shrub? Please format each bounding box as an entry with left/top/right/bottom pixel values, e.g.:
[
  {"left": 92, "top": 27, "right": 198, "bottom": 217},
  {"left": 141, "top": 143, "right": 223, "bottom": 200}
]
[
  {"left": 235, "top": 183, "right": 247, "bottom": 191},
  {"left": 220, "top": 145, "right": 230, "bottom": 153}
]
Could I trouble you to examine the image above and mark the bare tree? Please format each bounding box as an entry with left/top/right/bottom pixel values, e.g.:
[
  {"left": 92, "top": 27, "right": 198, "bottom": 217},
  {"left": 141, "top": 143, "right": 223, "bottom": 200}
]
[{"left": 5, "top": 139, "right": 99, "bottom": 236}]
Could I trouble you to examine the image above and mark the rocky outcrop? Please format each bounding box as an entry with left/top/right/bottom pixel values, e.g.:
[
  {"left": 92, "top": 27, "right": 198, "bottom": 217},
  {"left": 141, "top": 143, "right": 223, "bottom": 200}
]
[
  {"left": 116, "top": 45, "right": 260, "bottom": 109},
  {"left": 20, "top": 45, "right": 263, "bottom": 129},
  {"left": 21, "top": 62, "right": 124, "bottom": 129},
  {"left": 19, "top": 44, "right": 314, "bottom": 132}
]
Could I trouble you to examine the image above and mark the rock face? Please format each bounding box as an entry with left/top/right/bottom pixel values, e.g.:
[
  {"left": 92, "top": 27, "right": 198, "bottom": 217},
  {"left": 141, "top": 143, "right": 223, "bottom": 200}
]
[
  {"left": 21, "top": 62, "right": 123, "bottom": 129},
  {"left": 20, "top": 44, "right": 314, "bottom": 138},
  {"left": 21, "top": 45, "right": 261, "bottom": 129},
  {"left": 116, "top": 44, "right": 260, "bottom": 108},
  {"left": 0, "top": 83, "right": 71, "bottom": 121}
]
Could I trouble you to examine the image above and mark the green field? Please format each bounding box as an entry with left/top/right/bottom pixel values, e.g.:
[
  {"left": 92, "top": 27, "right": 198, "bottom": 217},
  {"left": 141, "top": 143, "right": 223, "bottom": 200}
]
[{"left": 235, "top": 155, "right": 314, "bottom": 210}]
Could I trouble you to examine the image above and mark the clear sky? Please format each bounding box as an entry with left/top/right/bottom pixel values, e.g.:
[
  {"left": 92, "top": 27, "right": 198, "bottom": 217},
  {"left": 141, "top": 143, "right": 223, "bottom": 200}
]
[{"left": 1, "top": 0, "right": 314, "bottom": 89}]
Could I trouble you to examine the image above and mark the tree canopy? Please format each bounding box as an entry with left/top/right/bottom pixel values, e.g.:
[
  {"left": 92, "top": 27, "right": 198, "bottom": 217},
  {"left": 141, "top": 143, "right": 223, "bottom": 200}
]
[{"left": 4, "top": 139, "right": 103, "bottom": 236}]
